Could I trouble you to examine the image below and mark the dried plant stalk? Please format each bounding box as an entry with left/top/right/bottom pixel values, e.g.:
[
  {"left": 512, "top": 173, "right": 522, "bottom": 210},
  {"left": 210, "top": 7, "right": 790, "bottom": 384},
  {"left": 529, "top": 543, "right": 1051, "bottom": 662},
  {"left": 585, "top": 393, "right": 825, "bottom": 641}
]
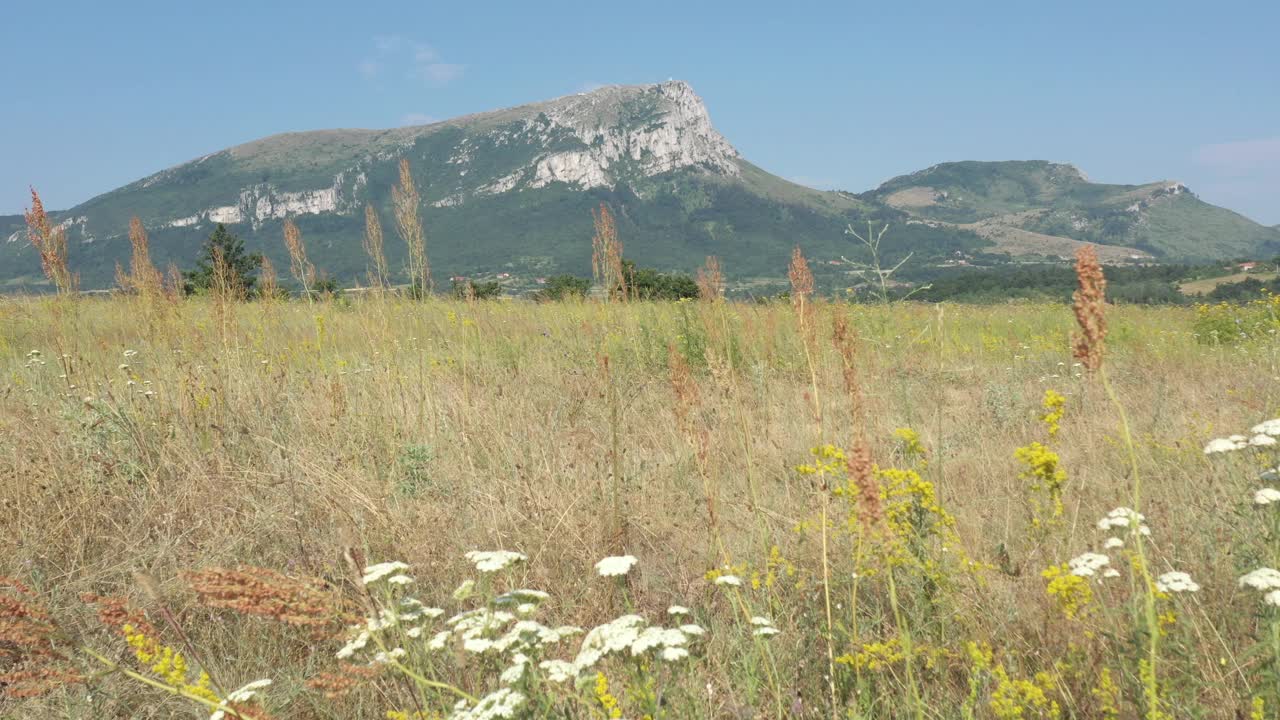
[
  {"left": 696, "top": 255, "right": 723, "bottom": 302},
  {"left": 392, "top": 159, "right": 430, "bottom": 294},
  {"left": 1071, "top": 245, "right": 1107, "bottom": 372},
  {"left": 283, "top": 218, "right": 314, "bottom": 299},
  {"left": 362, "top": 203, "right": 389, "bottom": 290},
  {"left": 23, "top": 188, "right": 75, "bottom": 294},
  {"left": 591, "top": 204, "right": 625, "bottom": 301}
]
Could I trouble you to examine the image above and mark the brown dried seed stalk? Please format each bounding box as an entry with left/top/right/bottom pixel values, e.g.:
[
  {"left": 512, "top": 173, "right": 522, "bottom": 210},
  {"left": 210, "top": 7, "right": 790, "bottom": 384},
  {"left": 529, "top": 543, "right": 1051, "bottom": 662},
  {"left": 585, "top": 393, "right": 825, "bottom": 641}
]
[
  {"left": 846, "top": 443, "right": 883, "bottom": 532},
  {"left": 392, "top": 159, "right": 430, "bottom": 293},
  {"left": 184, "top": 567, "right": 357, "bottom": 638},
  {"left": 591, "top": 204, "right": 625, "bottom": 301},
  {"left": 363, "top": 203, "right": 389, "bottom": 289},
  {"left": 696, "top": 255, "right": 723, "bottom": 302},
  {"left": 788, "top": 246, "right": 813, "bottom": 305},
  {"left": 1, "top": 579, "right": 82, "bottom": 698},
  {"left": 306, "top": 663, "right": 381, "bottom": 699},
  {"left": 832, "top": 313, "right": 864, "bottom": 424},
  {"left": 23, "top": 187, "right": 75, "bottom": 294},
  {"left": 1071, "top": 245, "right": 1107, "bottom": 372},
  {"left": 283, "top": 218, "right": 314, "bottom": 297}
]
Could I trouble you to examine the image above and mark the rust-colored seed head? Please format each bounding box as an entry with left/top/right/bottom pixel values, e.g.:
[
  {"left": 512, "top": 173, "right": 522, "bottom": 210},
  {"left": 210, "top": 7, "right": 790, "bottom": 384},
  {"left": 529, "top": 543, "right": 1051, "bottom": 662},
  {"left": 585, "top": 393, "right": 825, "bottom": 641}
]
[
  {"left": 696, "top": 255, "right": 723, "bottom": 302},
  {"left": 788, "top": 246, "right": 814, "bottom": 305},
  {"left": 846, "top": 442, "right": 883, "bottom": 532},
  {"left": 591, "top": 204, "right": 625, "bottom": 301},
  {"left": 0, "top": 579, "right": 83, "bottom": 697},
  {"left": 832, "top": 313, "right": 863, "bottom": 421},
  {"left": 1071, "top": 245, "right": 1107, "bottom": 372},
  {"left": 184, "top": 567, "right": 357, "bottom": 639},
  {"left": 306, "top": 663, "right": 381, "bottom": 699}
]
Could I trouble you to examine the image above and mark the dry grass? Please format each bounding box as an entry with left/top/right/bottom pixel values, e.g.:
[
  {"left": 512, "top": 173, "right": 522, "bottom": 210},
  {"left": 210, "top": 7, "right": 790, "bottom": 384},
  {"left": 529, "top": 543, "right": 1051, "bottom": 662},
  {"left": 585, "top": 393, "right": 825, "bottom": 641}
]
[{"left": 1, "top": 294, "right": 1278, "bottom": 718}]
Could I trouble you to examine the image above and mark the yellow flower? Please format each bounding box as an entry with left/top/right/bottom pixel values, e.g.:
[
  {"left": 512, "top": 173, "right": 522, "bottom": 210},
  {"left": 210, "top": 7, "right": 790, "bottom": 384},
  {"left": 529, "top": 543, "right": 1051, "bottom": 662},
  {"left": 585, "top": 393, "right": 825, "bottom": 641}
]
[
  {"left": 594, "top": 672, "right": 622, "bottom": 719},
  {"left": 1042, "top": 564, "right": 1092, "bottom": 619},
  {"left": 1040, "top": 390, "right": 1066, "bottom": 437}
]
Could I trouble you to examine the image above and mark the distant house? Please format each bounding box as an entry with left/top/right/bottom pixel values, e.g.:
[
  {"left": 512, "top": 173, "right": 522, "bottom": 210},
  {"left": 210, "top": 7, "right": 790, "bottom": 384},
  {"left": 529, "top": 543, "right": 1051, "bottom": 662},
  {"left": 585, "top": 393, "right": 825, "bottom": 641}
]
[
  {"left": 1238, "top": 261, "right": 1259, "bottom": 272},
  {"left": 497, "top": 273, "right": 511, "bottom": 279}
]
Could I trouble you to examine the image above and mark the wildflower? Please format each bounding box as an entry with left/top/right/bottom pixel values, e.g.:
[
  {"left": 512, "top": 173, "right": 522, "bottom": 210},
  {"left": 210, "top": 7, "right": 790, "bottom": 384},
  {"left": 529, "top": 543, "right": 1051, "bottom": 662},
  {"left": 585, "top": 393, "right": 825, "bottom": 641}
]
[
  {"left": 1097, "top": 507, "right": 1149, "bottom": 535},
  {"left": 661, "top": 646, "right": 689, "bottom": 661},
  {"left": 1256, "top": 488, "right": 1280, "bottom": 505},
  {"left": 1043, "top": 564, "right": 1093, "bottom": 618},
  {"left": 667, "top": 605, "right": 690, "bottom": 616},
  {"left": 539, "top": 660, "right": 576, "bottom": 683},
  {"left": 1041, "top": 389, "right": 1066, "bottom": 436},
  {"left": 713, "top": 575, "right": 742, "bottom": 587},
  {"left": 1240, "top": 568, "right": 1280, "bottom": 591},
  {"left": 1204, "top": 438, "right": 1243, "bottom": 454},
  {"left": 1068, "top": 552, "right": 1110, "bottom": 577},
  {"left": 750, "top": 616, "right": 774, "bottom": 626},
  {"left": 209, "top": 679, "right": 273, "bottom": 720},
  {"left": 372, "top": 647, "right": 406, "bottom": 664},
  {"left": 678, "top": 623, "right": 705, "bottom": 636},
  {"left": 336, "top": 631, "right": 370, "bottom": 659},
  {"left": 753, "top": 626, "right": 780, "bottom": 637},
  {"left": 1252, "top": 434, "right": 1278, "bottom": 447},
  {"left": 630, "top": 627, "right": 687, "bottom": 655},
  {"left": 1102, "top": 568, "right": 1121, "bottom": 579},
  {"left": 464, "top": 550, "right": 527, "bottom": 573},
  {"left": 362, "top": 562, "right": 410, "bottom": 585},
  {"left": 427, "top": 631, "right": 451, "bottom": 650},
  {"left": 1252, "top": 419, "right": 1280, "bottom": 436},
  {"left": 594, "top": 555, "right": 638, "bottom": 577},
  {"left": 1104, "top": 537, "right": 1124, "bottom": 550},
  {"left": 1267, "top": 591, "right": 1280, "bottom": 608},
  {"left": 1154, "top": 571, "right": 1200, "bottom": 593},
  {"left": 452, "top": 687, "right": 525, "bottom": 720},
  {"left": 453, "top": 579, "right": 476, "bottom": 600}
]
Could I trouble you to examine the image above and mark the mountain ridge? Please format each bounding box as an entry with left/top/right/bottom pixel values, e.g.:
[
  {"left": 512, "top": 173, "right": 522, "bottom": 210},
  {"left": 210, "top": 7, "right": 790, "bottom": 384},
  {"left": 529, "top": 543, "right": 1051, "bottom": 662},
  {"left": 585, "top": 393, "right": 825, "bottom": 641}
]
[{"left": 3, "top": 83, "right": 1278, "bottom": 291}]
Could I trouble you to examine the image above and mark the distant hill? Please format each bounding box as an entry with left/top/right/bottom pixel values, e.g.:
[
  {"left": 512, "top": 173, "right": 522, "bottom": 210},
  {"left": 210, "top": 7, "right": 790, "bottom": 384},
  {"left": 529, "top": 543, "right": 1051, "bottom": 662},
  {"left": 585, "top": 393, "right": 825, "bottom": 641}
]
[
  {"left": 863, "top": 160, "right": 1280, "bottom": 262},
  {"left": 4, "top": 86, "right": 1277, "bottom": 292}
]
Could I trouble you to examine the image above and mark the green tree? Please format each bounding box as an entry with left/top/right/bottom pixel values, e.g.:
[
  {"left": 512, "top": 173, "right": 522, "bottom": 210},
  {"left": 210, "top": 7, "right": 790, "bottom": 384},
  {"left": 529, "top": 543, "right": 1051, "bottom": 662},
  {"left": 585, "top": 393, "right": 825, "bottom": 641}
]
[
  {"left": 183, "top": 224, "right": 262, "bottom": 295},
  {"left": 535, "top": 274, "right": 590, "bottom": 301},
  {"left": 450, "top": 278, "right": 503, "bottom": 300},
  {"left": 618, "top": 260, "right": 699, "bottom": 301}
]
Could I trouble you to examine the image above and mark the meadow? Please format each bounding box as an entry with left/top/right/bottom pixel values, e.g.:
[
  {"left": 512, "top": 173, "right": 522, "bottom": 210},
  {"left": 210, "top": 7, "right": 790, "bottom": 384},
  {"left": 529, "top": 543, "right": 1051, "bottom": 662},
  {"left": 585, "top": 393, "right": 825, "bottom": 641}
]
[{"left": 3, "top": 279, "right": 1280, "bottom": 719}]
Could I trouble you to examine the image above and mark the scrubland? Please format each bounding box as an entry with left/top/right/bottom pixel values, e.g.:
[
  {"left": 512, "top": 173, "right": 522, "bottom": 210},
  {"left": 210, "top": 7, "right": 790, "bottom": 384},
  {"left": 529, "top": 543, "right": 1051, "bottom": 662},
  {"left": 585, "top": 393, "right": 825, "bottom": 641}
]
[{"left": 3, "top": 284, "right": 1280, "bottom": 719}]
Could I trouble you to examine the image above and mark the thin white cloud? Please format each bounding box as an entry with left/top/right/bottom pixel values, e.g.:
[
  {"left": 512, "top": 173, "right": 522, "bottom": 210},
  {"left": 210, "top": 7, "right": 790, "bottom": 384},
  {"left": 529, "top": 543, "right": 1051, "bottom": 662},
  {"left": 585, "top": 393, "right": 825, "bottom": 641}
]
[
  {"left": 400, "top": 113, "right": 438, "bottom": 126},
  {"left": 359, "top": 36, "right": 464, "bottom": 86}
]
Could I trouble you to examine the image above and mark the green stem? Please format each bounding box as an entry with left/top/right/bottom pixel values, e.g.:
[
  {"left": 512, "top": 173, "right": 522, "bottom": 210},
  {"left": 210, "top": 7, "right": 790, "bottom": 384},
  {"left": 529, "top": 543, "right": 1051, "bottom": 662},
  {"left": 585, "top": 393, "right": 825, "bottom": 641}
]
[{"left": 887, "top": 566, "right": 924, "bottom": 720}]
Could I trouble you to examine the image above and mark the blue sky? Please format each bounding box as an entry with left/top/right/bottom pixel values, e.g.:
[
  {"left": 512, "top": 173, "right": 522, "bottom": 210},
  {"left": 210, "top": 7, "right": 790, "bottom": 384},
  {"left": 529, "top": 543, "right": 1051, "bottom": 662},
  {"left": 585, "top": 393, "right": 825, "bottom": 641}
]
[{"left": 3, "top": 0, "right": 1277, "bottom": 223}]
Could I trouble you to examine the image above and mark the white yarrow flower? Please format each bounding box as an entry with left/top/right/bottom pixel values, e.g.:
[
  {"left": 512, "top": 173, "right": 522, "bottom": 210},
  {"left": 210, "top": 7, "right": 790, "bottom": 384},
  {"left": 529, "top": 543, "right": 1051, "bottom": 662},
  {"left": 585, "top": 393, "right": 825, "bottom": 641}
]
[
  {"left": 362, "top": 561, "right": 410, "bottom": 585},
  {"left": 464, "top": 550, "right": 527, "bottom": 573},
  {"left": 1104, "top": 537, "right": 1124, "bottom": 549},
  {"left": 1068, "top": 552, "right": 1110, "bottom": 577},
  {"left": 753, "top": 626, "right": 780, "bottom": 637},
  {"left": 1256, "top": 488, "right": 1280, "bottom": 505},
  {"left": 1204, "top": 438, "right": 1242, "bottom": 454},
  {"left": 713, "top": 575, "right": 742, "bottom": 587},
  {"left": 1102, "top": 568, "right": 1121, "bottom": 579},
  {"left": 661, "top": 646, "right": 690, "bottom": 661},
  {"left": 595, "top": 555, "right": 638, "bottom": 577},
  {"left": 539, "top": 659, "right": 577, "bottom": 683},
  {"left": 335, "top": 631, "right": 370, "bottom": 659},
  {"left": 678, "top": 623, "right": 705, "bottom": 636},
  {"left": 1240, "top": 568, "right": 1280, "bottom": 591},
  {"left": 1253, "top": 419, "right": 1280, "bottom": 437},
  {"left": 1154, "top": 571, "right": 1200, "bottom": 593},
  {"left": 1252, "top": 434, "right": 1279, "bottom": 446},
  {"left": 667, "top": 605, "right": 690, "bottom": 616},
  {"left": 1267, "top": 591, "right": 1280, "bottom": 608},
  {"left": 210, "top": 679, "right": 272, "bottom": 720},
  {"left": 750, "top": 616, "right": 774, "bottom": 626}
]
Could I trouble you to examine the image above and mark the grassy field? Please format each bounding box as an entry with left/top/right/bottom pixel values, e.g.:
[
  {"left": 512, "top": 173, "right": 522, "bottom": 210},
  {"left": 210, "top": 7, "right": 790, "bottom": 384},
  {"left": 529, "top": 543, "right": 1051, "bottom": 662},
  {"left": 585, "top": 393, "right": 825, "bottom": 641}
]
[
  {"left": 3, "top": 291, "right": 1280, "bottom": 719},
  {"left": 1178, "top": 271, "right": 1279, "bottom": 296}
]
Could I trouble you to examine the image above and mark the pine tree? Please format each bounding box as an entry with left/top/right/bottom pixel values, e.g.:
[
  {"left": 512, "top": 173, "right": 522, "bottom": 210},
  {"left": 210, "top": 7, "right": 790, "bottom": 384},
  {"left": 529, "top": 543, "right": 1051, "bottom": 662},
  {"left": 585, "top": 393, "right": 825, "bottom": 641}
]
[{"left": 183, "top": 224, "right": 263, "bottom": 295}]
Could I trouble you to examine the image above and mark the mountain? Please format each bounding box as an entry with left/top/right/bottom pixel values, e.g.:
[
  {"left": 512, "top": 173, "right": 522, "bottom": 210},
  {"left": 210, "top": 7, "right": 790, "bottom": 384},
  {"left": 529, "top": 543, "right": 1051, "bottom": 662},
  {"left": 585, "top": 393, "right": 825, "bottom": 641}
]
[
  {"left": 863, "top": 160, "right": 1280, "bottom": 262},
  {"left": 3, "top": 84, "right": 1277, "bottom": 291}
]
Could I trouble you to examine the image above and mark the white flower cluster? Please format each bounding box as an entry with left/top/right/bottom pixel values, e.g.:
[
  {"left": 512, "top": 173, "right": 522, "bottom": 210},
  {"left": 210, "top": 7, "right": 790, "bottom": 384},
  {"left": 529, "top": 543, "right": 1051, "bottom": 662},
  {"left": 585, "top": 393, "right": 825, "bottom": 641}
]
[
  {"left": 464, "top": 550, "right": 528, "bottom": 573},
  {"left": 1255, "top": 488, "right": 1280, "bottom": 506},
  {"left": 595, "top": 555, "right": 638, "bottom": 577},
  {"left": 450, "top": 687, "right": 525, "bottom": 720},
  {"left": 1239, "top": 567, "right": 1280, "bottom": 606},
  {"left": 1154, "top": 571, "right": 1200, "bottom": 594},
  {"left": 1204, "top": 419, "right": 1280, "bottom": 454},
  {"left": 210, "top": 679, "right": 272, "bottom": 720},
  {"left": 363, "top": 561, "right": 413, "bottom": 586},
  {"left": 335, "top": 552, "right": 707, "bottom": 715},
  {"left": 1068, "top": 552, "right": 1111, "bottom": 577},
  {"left": 1097, "top": 507, "right": 1150, "bottom": 536},
  {"left": 750, "top": 616, "right": 780, "bottom": 637}
]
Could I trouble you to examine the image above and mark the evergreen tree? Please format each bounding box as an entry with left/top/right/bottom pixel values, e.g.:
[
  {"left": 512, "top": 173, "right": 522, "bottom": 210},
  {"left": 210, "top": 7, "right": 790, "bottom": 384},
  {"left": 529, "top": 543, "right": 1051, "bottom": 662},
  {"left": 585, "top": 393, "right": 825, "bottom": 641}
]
[{"left": 183, "top": 224, "right": 262, "bottom": 295}]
